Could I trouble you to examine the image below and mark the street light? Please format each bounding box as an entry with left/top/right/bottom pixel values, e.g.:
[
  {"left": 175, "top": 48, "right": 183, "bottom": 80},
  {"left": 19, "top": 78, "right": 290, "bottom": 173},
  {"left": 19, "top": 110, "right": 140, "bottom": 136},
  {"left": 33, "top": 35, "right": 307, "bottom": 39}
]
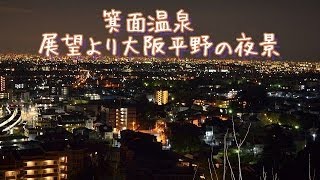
[
  {"left": 312, "top": 133, "right": 317, "bottom": 141},
  {"left": 132, "top": 121, "right": 136, "bottom": 131}
]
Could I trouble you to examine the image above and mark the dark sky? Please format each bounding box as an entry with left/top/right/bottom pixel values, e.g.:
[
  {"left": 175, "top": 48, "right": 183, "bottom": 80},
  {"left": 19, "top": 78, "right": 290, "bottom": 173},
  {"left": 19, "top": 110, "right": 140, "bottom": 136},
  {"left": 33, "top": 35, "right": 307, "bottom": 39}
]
[{"left": 0, "top": 0, "right": 320, "bottom": 60}]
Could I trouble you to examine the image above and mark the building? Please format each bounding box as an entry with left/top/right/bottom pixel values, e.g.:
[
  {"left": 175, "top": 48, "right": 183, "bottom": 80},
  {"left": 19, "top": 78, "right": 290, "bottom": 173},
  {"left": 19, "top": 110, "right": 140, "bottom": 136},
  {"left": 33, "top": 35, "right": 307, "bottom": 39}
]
[
  {"left": 0, "top": 147, "right": 86, "bottom": 180},
  {"left": 155, "top": 90, "right": 169, "bottom": 105},
  {"left": 57, "top": 114, "right": 86, "bottom": 132},
  {"left": 60, "top": 85, "right": 69, "bottom": 97},
  {"left": 102, "top": 106, "right": 136, "bottom": 132},
  {"left": 0, "top": 76, "right": 6, "bottom": 92},
  {"left": 0, "top": 76, "right": 8, "bottom": 99}
]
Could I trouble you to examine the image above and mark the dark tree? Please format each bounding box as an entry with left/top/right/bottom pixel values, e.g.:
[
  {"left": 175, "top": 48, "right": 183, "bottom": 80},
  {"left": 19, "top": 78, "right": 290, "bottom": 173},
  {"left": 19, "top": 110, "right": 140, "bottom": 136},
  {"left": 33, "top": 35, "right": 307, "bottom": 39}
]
[{"left": 167, "top": 123, "right": 202, "bottom": 154}]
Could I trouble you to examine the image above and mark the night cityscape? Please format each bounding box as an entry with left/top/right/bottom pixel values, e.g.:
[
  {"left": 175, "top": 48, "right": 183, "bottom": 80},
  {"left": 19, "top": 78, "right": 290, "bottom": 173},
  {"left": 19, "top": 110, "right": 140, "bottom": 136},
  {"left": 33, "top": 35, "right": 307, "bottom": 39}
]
[{"left": 1, "top": 0, "right": 320, "bottom": 180}]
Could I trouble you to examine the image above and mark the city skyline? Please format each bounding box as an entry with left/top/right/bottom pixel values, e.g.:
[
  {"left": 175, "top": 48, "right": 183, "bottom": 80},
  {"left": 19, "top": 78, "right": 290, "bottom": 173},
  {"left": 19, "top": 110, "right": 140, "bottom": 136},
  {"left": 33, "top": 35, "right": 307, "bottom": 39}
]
[{"left": 1, "top": 1, "right": 320, "bottom": 180}]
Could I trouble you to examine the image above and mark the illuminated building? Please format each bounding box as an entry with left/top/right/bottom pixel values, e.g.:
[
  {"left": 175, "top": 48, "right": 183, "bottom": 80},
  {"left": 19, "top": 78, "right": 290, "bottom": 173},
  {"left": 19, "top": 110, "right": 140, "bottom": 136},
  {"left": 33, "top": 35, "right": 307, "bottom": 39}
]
[
  {"left": 193, "top": 99, "right": 206, "bottom": 106},
  {"left": 84, "top": 93, "right": 101, "bottom": 100},
  {"left": 102, "top": 106, "right": 136, "bottom": 132},
  {"left": 0, "top": 148, "right": 85, "bottom": 180},
  {"left": 212, "top": 100, "right": 230, "bottom": 109},
  {"left": 60, "top": 86, "right": 69, "bottom": 97},
  {"left": 0, "top": 76, "right": 6, "bottom": 92},
  {"left": 154, "top": 90, "right": 169, "bottom": 105},
  {"left": 0, "top": 93, "right": 8, "bottom": 99},
  {"left": 57, "top": 114, "right": 86, "bottom": 132},
  {"left": 0, "top": 76, "right": 8, "bottom": 99}
]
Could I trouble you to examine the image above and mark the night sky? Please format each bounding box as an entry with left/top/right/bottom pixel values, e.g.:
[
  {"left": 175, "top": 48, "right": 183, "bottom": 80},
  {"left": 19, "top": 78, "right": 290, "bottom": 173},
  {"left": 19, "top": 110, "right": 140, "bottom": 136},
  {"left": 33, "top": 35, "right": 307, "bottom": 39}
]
[{"left": 0, "top": 0, "right": 320, "bottom": 60}]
